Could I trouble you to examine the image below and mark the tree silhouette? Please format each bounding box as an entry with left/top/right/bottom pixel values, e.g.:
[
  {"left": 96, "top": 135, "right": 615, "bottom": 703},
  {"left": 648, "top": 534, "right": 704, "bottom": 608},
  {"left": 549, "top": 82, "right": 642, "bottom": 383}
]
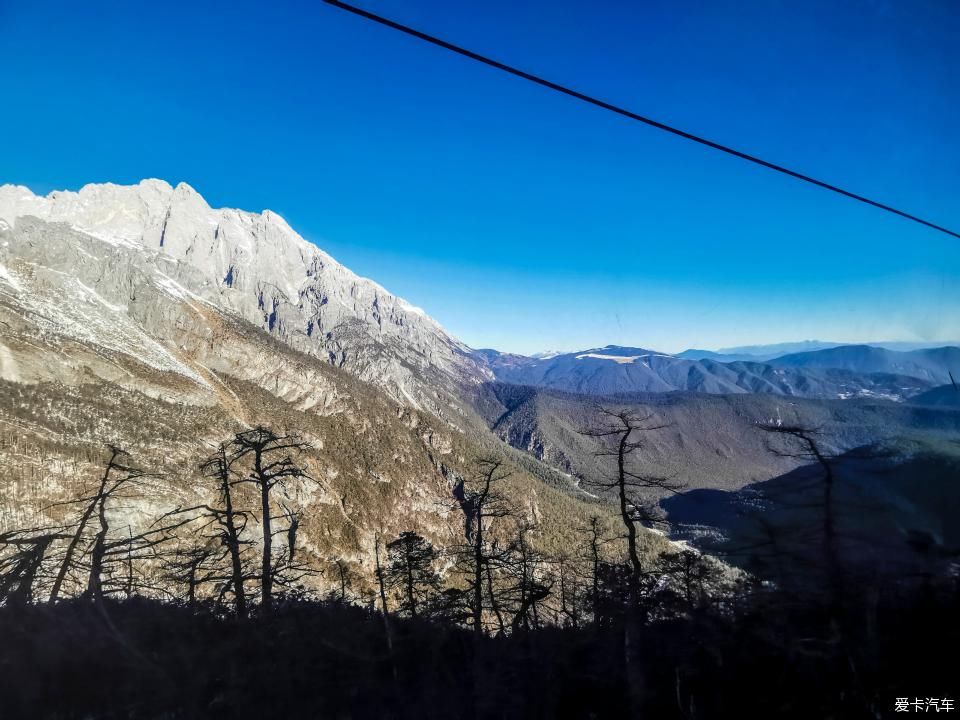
[
  {"left": 451, "top": 457, "right": 515, "bottom": 636},
  {"left": 503, "top": 522, "right": 552, "bottom": 633},
  {"left": 579, "top": 408, "right": 681, "bottom": 611},
  {"left": 42, "top": 446, "right": 186, "bottom": 603},
  {"left": 0, "top": 527, "right": 67, "bottom": 605},
  {"left": 49, "top": 446, "right": 130, "bottom": 602},
  {"left": 200, "top": 443, "right": 253, "bottom": 616},
  {"left": 579, "top": 407, "right": 683, "bottom": 715},
  {"left": 581, "top": 515, "right": 605, "bottom": 623},
  {"left": 329, "top": 558, "right": 354, "bottom": 603},
  {"left": 385, "top": 531, "right": 439, "bottom": 619},
  {"left": 755, "top": 421, "right": 865, "bottom": 613},
  {"left": 654, "top": 549, "right": 724, "bottom": 614},
  {"left": 227, "top": 427, "right": 312, "bottom": 613}
]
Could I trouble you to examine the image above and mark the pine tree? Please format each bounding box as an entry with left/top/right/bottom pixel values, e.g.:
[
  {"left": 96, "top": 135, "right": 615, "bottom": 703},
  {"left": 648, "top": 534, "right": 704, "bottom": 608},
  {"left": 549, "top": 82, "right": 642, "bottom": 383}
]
[{"left": 384, "top": 531, "right": 439, "bottom": 619}]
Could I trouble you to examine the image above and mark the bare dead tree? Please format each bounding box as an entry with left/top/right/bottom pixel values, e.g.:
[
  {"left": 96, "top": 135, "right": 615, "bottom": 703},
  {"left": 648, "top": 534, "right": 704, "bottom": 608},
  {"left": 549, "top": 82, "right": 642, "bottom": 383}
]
[
  {"left": 504, "top": 522, "right": 552, "bottom": 634},
  {"left": 199, "top": 444, "right": 252, "bottom": 616},
  {"left": 49, "top": 446, "right": 125, "bottom": 602},
  {"left": 152, "top": 506, "right": 257, "bottom": 611},
  {"left": 552, "top": 552, "right": 583, "bottom": 629},
  {"left": 451, "top": 457, "right": 516, "bottom": 636},
  {"left": 281, "top": 503, "right": 300, "bottom": 566},
  {"left": 579, "top": 407, "right": 682, "bottom": 610},
  {"left": 228, "top": 427, "right": 312, "bottom": 613},
  {"left": 373, "top": 531, "right": 400, "bottom": 684},
  {"left": 81, "top": 453, "right": 168, "bottom": 603},
  {"left": 266, "top": 503, "right": 317, "bottom": 600},
  {"left": 579, "top": 407, "right": 683, "bottom": 714},
  {"left": 578, "top": 515, "right": 612, "bottom": 624},
  {"left": 1, "top": 446, "right": 220, "bottom": 605},
  {"left": 0, "top": 527, "right": 68, "bottom": 605},
  {"left": 159, "top": 542, "right": 224, "bottom": 608},
  {"left": 758, "top": 422, "right": 843, "bottom": 607},
  {"left": 87, "top": 505, "right": 199, "bottom": 603},
  {"left": 331, "top": 558, "right": 353, "bottom": 603},
  {"left": 41, "top": 447, "right": 166, "bottom": 603},
  {"left": 374, "top": 531, "right": 390, "bottom": 616}
]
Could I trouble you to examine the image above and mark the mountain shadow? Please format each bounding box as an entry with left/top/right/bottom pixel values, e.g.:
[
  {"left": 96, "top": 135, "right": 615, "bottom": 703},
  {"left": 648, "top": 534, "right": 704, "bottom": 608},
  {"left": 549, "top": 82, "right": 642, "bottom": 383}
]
[{"left": 662, "top": 440, "right": 960, "bottom": 586}]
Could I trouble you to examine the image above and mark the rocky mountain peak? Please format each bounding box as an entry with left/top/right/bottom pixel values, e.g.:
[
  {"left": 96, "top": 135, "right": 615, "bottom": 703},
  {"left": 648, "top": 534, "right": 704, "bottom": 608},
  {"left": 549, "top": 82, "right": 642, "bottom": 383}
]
[{"left": 0, "top": 180, "right": 490, "bottom": 410}]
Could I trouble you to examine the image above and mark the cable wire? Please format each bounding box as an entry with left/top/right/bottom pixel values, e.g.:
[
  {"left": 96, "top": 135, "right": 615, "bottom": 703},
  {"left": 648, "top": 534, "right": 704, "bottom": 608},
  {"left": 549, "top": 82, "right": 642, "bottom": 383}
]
[{"left": 323, "top": 0, "right": 959, "bottom": 240}]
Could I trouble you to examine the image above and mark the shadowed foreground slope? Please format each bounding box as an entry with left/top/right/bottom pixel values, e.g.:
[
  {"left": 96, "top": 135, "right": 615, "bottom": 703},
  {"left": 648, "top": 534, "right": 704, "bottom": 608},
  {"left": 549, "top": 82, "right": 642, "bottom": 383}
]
[{"left": 1, "top": 584, "right": 956, "bottom": 720}]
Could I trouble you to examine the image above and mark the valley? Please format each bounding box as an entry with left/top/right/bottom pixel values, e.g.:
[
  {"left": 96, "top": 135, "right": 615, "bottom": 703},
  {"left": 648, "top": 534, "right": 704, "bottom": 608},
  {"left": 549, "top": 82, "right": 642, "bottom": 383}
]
[{"left": 1, "top": 180, "right": 957, "bottom": 719}]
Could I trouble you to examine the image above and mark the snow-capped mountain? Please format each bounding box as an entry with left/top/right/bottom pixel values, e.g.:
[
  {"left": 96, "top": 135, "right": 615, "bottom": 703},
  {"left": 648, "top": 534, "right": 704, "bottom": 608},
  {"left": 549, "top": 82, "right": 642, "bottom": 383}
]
[{"left": 0, "top": 180, "right": 490, "bottom": 412}]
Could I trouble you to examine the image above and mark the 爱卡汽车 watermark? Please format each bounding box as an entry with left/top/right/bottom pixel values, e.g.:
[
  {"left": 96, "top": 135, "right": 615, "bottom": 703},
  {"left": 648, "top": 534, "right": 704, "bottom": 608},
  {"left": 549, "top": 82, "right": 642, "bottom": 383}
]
[{"left": 895, "top": 698, "right": 955, "bottom": 713}]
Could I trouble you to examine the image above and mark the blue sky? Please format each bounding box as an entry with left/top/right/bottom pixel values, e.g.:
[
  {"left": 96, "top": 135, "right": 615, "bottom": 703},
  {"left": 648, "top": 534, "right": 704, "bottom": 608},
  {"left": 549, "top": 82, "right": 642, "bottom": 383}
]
[{"left": 2, "top": 0, "right": 958, "bottom": 354}]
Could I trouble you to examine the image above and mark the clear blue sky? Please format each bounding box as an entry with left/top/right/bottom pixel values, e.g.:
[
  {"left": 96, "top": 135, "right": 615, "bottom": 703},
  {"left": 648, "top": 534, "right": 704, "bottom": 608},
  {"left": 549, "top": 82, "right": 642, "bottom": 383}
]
[{"left": 2, "top": 0, "right": 958, "bottom": 354}]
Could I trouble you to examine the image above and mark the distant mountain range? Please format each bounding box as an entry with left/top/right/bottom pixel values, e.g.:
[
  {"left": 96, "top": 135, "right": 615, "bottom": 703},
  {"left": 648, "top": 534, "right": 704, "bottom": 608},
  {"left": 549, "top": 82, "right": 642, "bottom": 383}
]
[
  {"left": 676, "top": 340, "right": 957, "bottom": 363},
  {"left": 477, "top": 344, "right": 959, "bottom": 400},
  {"left": 675, "top": 349, "right": 760, "bottom": 362},
  {"left": 768, "top": 345, "right": 960, "bottom": 383},
  {"left": 679, "top": 340, "right": 847, "bottom": 361}
]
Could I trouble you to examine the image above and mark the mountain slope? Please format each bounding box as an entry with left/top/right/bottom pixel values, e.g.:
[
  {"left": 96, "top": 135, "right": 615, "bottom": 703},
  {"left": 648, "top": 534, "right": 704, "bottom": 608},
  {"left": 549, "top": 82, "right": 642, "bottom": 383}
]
[
  {"left": 715, "top": 340, "right": 843, "bottom": 358},
  {"left": 910, "top": 384, "right": 960, "bottom": 407},
  {"left": 662, "top": 440, "right": 960, "bottom": 582},
  {"left": 679, "top": 341, "right": 960, "bottom": 363},
  {"left": 476, "top": 382, "right": 960, "bottom": 498}
]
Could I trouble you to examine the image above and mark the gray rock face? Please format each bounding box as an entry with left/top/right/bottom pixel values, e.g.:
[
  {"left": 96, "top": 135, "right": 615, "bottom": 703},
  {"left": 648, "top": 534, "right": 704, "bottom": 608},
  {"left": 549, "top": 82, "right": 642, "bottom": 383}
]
[{"left": 0, "top": 180, "right": 490, "bottom": 411}]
